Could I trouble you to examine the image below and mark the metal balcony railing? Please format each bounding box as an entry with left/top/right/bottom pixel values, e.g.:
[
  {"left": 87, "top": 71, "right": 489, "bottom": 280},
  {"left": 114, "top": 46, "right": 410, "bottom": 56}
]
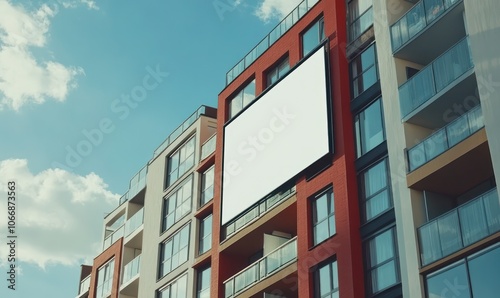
[
  {"left": 418, "top": 188, "right": 500, "bottom": 266},
  {"left": 224, "top": 237, "right": 297, "bottom": 298},
  {"left": 407, "top": 105, "right": 483, "bottom": 171}
]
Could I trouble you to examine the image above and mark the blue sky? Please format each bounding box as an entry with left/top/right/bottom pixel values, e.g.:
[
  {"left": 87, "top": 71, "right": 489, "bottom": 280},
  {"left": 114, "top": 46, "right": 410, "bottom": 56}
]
[{"left": 0, "top": 0, "right": 303, "bottom": 297}]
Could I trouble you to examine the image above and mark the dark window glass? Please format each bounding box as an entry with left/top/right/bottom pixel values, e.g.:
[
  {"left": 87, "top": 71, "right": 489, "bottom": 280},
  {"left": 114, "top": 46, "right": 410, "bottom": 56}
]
[
  {"left": 159, "top": 224, "right": 190, "bottom": 278},
  {"left": 267, "top": 57, "right": 290, "bottom": 87},
  {"left": 162, "top": 176, "right": 192, "bottom": 232},
  {"left": 200, "top": 166, "right": 214, "bottom": 206},
  {"left": 199, "top": 214, "right": 212, "bottom": 255},
  {"left": 468, "top": 246, "right": 500, "bottom": 297},
  {"left": 302, "top": 18, "right": 325, "bottom": 57},
  {"left": 197, "top": 267, "right": 211, "bottom": 298},
  {"left": 229, "top": 80, "right": 255, "bottom": 119},
  {"left": 351, "top": 44, "right": 378, "bottom": 98},
  {"left": 355, "top": 97, "right": 385, "bottom": 157},
  {"left": 315, "top": 260, "right": 339, "bottom": 298},
  {"left": 166, "top": 136, "right": 196, "bottom": 187},
  {"left": 426, "top": 261, "right": 470, "bottom": 298},
  {"left": 366, "top": 228, "right": 400, "bottom": 294},
  {"left": 359, "top": 159, "right": 392, "bottom": 221},
  {"left": 312, "top": 189, "right": 335, "bottom": 245},
  {"left": 157, "top": 274, "right": 188, "bottom": 298}
]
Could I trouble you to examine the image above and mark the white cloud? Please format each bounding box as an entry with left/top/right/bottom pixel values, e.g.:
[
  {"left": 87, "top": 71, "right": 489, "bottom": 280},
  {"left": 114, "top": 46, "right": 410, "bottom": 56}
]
[
  {"left": 0, "top": 159, "right": 119, "bottom": 268},
  {"left": 0, "top": 0, "right": 83, "bottom": 110},
  {"left": 255, "top": 0, "right": 303, "bottom": 22},
  {"left": 61, "top": 0, "right": 99, "bottom": 10}
]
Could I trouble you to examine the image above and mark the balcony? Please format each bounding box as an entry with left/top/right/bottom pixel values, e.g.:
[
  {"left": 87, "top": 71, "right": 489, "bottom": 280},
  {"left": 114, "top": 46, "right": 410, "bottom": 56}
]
[
  {"left": 119, "top": 165, "right": 147, "bottom": 206},
  {"left": 76, "top": 275, "right": 90, "bottom": 298},
  {"left": 122, "top": 255, "right": 141, "bottom": 285},
  {"left": 125, "top": 208, "right": 144, "bottom": 237},
  {"left": 418, "top": 188, "right": 500, "bottom": 266},
  {"left": 226, "top": 0, "right": 319, "bottom": 85},
  {"left": 224, "top": 184, "right": 296, "bottom": 239},
  {"left": 407, "top": 105, "right": 484, "bottom": 171},
  {"left": 399, "top": 37, "right": 473, "bottom": 120},
  {"left": 349, "top": 6, "right": 373, "bottom": 42},
  {"left": 153, "top": 106, "right": 217, "bottom": 158},
  {"left": 391, "top": 0, "right": 463, "bottom": 55},
  {"left": 103, "top": 224, "right": 124, "bottom": 250},
  {"left": 224, "top": 237, "right": 297, "bottom": 298},
  {"left": 201, "top": 134, "right": 216, "bottom": 160}
]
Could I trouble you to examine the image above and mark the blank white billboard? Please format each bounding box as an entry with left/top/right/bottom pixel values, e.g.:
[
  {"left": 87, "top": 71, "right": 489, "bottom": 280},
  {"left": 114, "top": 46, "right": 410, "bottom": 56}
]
[{"left": 222, "top": 46, "right": 330, "bottom": 225}]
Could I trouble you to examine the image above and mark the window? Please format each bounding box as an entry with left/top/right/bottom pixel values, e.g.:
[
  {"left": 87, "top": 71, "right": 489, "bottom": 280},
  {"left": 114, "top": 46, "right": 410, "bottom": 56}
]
[
  {"left": 199, "top": 214, "right": 212, "bottom": 255},
  {"left": 197, "top": 266, "right": 211, "bottom": 298},
  {"left": 365, "top": 228, "right": 400, "bottom": 294},
  {"left": 315, "top": 260, "right": 339, "bottom": 298},
  {"left": 302, "top": 18, "right": 325, "bottom": 57},
  {"left": 360, "top": 159, "right": 392, "bottom": 221},
  {"left": 355, "top": 97, "right": 385, "bottom": 157},
  {"left": 166, "top": 136, "right": 196, "bottom": 188},
  {"left": 229, "top": 79, "right": 255, "bottom": 119},
  {"left": 157, "top": 273, "right": 188, "bottom": 298},
  {"left": 200, "top": 166, "right": 214, "bottom": 206},
  {"left": 159, "top": 224, "right": 190, "bottom": 278},
  {"left": 96, "top": 258, "right": 114, "bottom": 298},
  {"left": 348, "top": 0, "right": 373, "bottom": 41},
  {"left": 267, "top": 57, "right": 290, "bottom": 87},
  {"left": 425, "top": 244, "right": 500, "bottom": 298},
  {"left": 312, "top": 188, "right": 335, "bottom": 245},
  {"left": 351, "top": 44, "right": 378, "bottom": 98},
  {"left": 162, "top": 176, "right": 193, "bottom": 232}
]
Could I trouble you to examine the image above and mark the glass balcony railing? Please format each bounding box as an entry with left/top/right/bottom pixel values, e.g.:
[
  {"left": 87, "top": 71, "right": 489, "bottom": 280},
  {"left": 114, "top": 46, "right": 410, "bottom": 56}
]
[
  {"left": 153, "top": 106, "right": 217, "bottom": 158},
  {"left": 125, "top": 208, "right": 144, "bottom": 237},
  {"left": 418, "top": 188, "right": 500, "bottom": 266},
  {"left": 201, "top": 134, "right": 216, "bottom": 160},
  {"left": 119, "top": 165, "right": 148, "bottom": 206},
  {"left": 224, "top": 237, "right": 297, "bottom": 298},
  {"left": 224, "top": 184, "right": 296, "bottom": 239},
  {"left": 399, "top": 36, "right": 473, "bottom": 119},
  {"left": 349, "top": 6, "right": 373, "bottom": 42},
  {"left": 407, "top": 105, "right": 483, "bottom": 171},
  {"left": 226, "top": 0, "right": 320, "bottom": 85},
  {"left": 103, "top": 224, "right": 124, "bottom": 250},
  {"left": 122, "top": 255, "right": 141, "bottom": 285},
  {"left": 391, "top": 0, "right": 462, "bottom": 52},
  {"left": 77, "top": 275, "right": 91, "bottom": 296}
]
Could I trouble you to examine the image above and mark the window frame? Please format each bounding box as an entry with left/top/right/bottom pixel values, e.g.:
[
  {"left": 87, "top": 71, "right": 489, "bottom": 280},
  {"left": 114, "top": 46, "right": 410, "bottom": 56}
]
[
  {"left": 156, "top": 272, "right": 189, "bottom": 298},
  {"left": 266, "top": 56, "right": 290, "bottom": 88},
  {"left": 165, "top": 135, "right": 196, "bottom": 189},
  {"left": 158, "top": 224, "right": 191, "bottom": 279},
  {"left": 314, "top": 259, "right": 339, "bottom": 298},
  {"left": 162, "top": 175, "right": 193, "bottom": 233},
  {"left": 301, "top": 17, "right": 326, "bottom": 58},
  {"left": 96, "top": 258, "right": 115, "bottom": 298},
  {"left": 311, "top": 187, "right": 336, "bottom": 246},
  {"left": 198, "top": 214, "right": 213, "bottom": 255},
  {"left": 350, "top": 43, "right": 379, "bottom": 99},
  {"left": 354, "top": 96, "right": 385, "bottom": 157},
  {"left": 196, "top": 266, "right": 211, "bottom": 298},
  {"left": 200, "top": 166, "right": 214, "bottom": 207},
  {"left": 228, "top": 79, "right": 256, "bottom": 120},
  {"left": 347, "top": 0, "right": 373, "bottom": 41},
  {"left": 364, "top": 226, "right": 400, "bottom": 295},
  {"left": 359, "top": 158, "right": 393, "bottom": 222}
]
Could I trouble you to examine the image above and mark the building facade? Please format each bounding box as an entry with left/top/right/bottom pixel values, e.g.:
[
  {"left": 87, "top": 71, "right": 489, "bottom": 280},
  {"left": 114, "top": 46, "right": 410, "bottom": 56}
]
[{"left": 77, "top": 0, "right": 500, "bottom": 297}]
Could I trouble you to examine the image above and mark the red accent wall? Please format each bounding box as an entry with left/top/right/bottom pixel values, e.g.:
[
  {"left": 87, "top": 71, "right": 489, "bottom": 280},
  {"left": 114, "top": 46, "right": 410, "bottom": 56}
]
[
  {"left": 88, "top": 238, "right": 123, "bottom": 298},
  {"left": 212, "top": 0, "right": 363, "bottom": 297}
]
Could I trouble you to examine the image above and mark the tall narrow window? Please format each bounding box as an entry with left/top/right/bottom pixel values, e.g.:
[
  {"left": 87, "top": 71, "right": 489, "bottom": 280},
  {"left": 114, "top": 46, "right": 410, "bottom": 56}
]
[
  {"left": 166, "top": 136, "right": 196, "bottom": 188},
  {"left": 159, "top": 224, "right": 190, "bottom": 278},
  {"left": 229, "top": 79, "right": 256, "bottom": 119},
  {"left": 315, "top": 260, "right": 339, "bottom": 298},
  {"left": 365, "top": 228, "right": 400, "bottom": 294},
  {"left": 312, "top": 188, "right": 335, "bottom": 245},
  {"left": 157, "top": 273, "right": 188, "bottom": 298},
  {"left": 197, "top": 266, "right": 211, "bottom": 298},
  {"left": 200, "top": 166, "right": 214, "bottom": 206},
  {"left": 199, "top": 214, "right": 212, "bottom": 255},
  {"left": 348, "top": 0, "right": 373, "bottom": 41},
  {"left": 267, "top": 57, "right": 290, "bottom": 87},
  {"left": 96, "top": 258, "right": 114, "bottom": 298},
  {"left": 351, "top": 44, "right": 378, "bottom": 98},
  {"left": 302, "top": 18, "right": 325, "bottom": 57},
  {"left": 162, "top": 176, "right": 193, "bottom": 232},
  {"left": 355, "top": 97, "right": 385, "bottom": 157},
  {"left": 360, "top": 159, "right": 392, "bottom": 221}
]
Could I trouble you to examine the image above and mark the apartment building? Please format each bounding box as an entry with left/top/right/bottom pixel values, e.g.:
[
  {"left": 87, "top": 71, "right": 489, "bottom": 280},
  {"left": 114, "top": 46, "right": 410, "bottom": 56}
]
[
  {"left": 75, "top": 106, "right": 217, "bottom": 298},
  {"left": 77, "top": 0, "right": 500, "bottom": 297}
]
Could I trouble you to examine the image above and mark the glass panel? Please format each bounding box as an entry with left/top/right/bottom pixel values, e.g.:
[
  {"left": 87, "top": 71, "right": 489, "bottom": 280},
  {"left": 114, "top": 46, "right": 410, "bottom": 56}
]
[
  {"left": 468, "top": 246, "right": 500, "bottom": 297},
  {"left": 468, "top": 106, "right": 484, "bottom": 133},
  {"left": 371, "top": 261, "right": 397, "bottom": 293},
  {"left": 459, "top": 198, "right": 488, "bottom": 246},
  {"left": 407, "top": 2, "right": 426, "bottom": 38},
  {"left": 366, "top": 190, "right": 390, "bottom": 220},
  {"left": 426, "top": 262, "right": 471, "bottom": 298},
  {"left": 483, "top": 190, "right": 500, "bottom": 233},
  {"left": 424, "top": 129, "right": 447, "bottom": 161},
  {"left": 425, "top": 0, "right": 444, "bottom": 23},
  {"left": 419, "top": 221, "right": 442, "bottom": 265},
  {"left": 302, "top": 20, "right": 320, "bottom": 56},
  {"left": 408, "top": 142, "right": 426, "bottom": 171},
  {"left": 399, "top": 66, "right": 435, "bottom": 117},
  {"left": 438, "top": 211, "right": 462, "bottom": 256},
  {"left": 447, "top": 115, "right": 470, "bottom": 147}
]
